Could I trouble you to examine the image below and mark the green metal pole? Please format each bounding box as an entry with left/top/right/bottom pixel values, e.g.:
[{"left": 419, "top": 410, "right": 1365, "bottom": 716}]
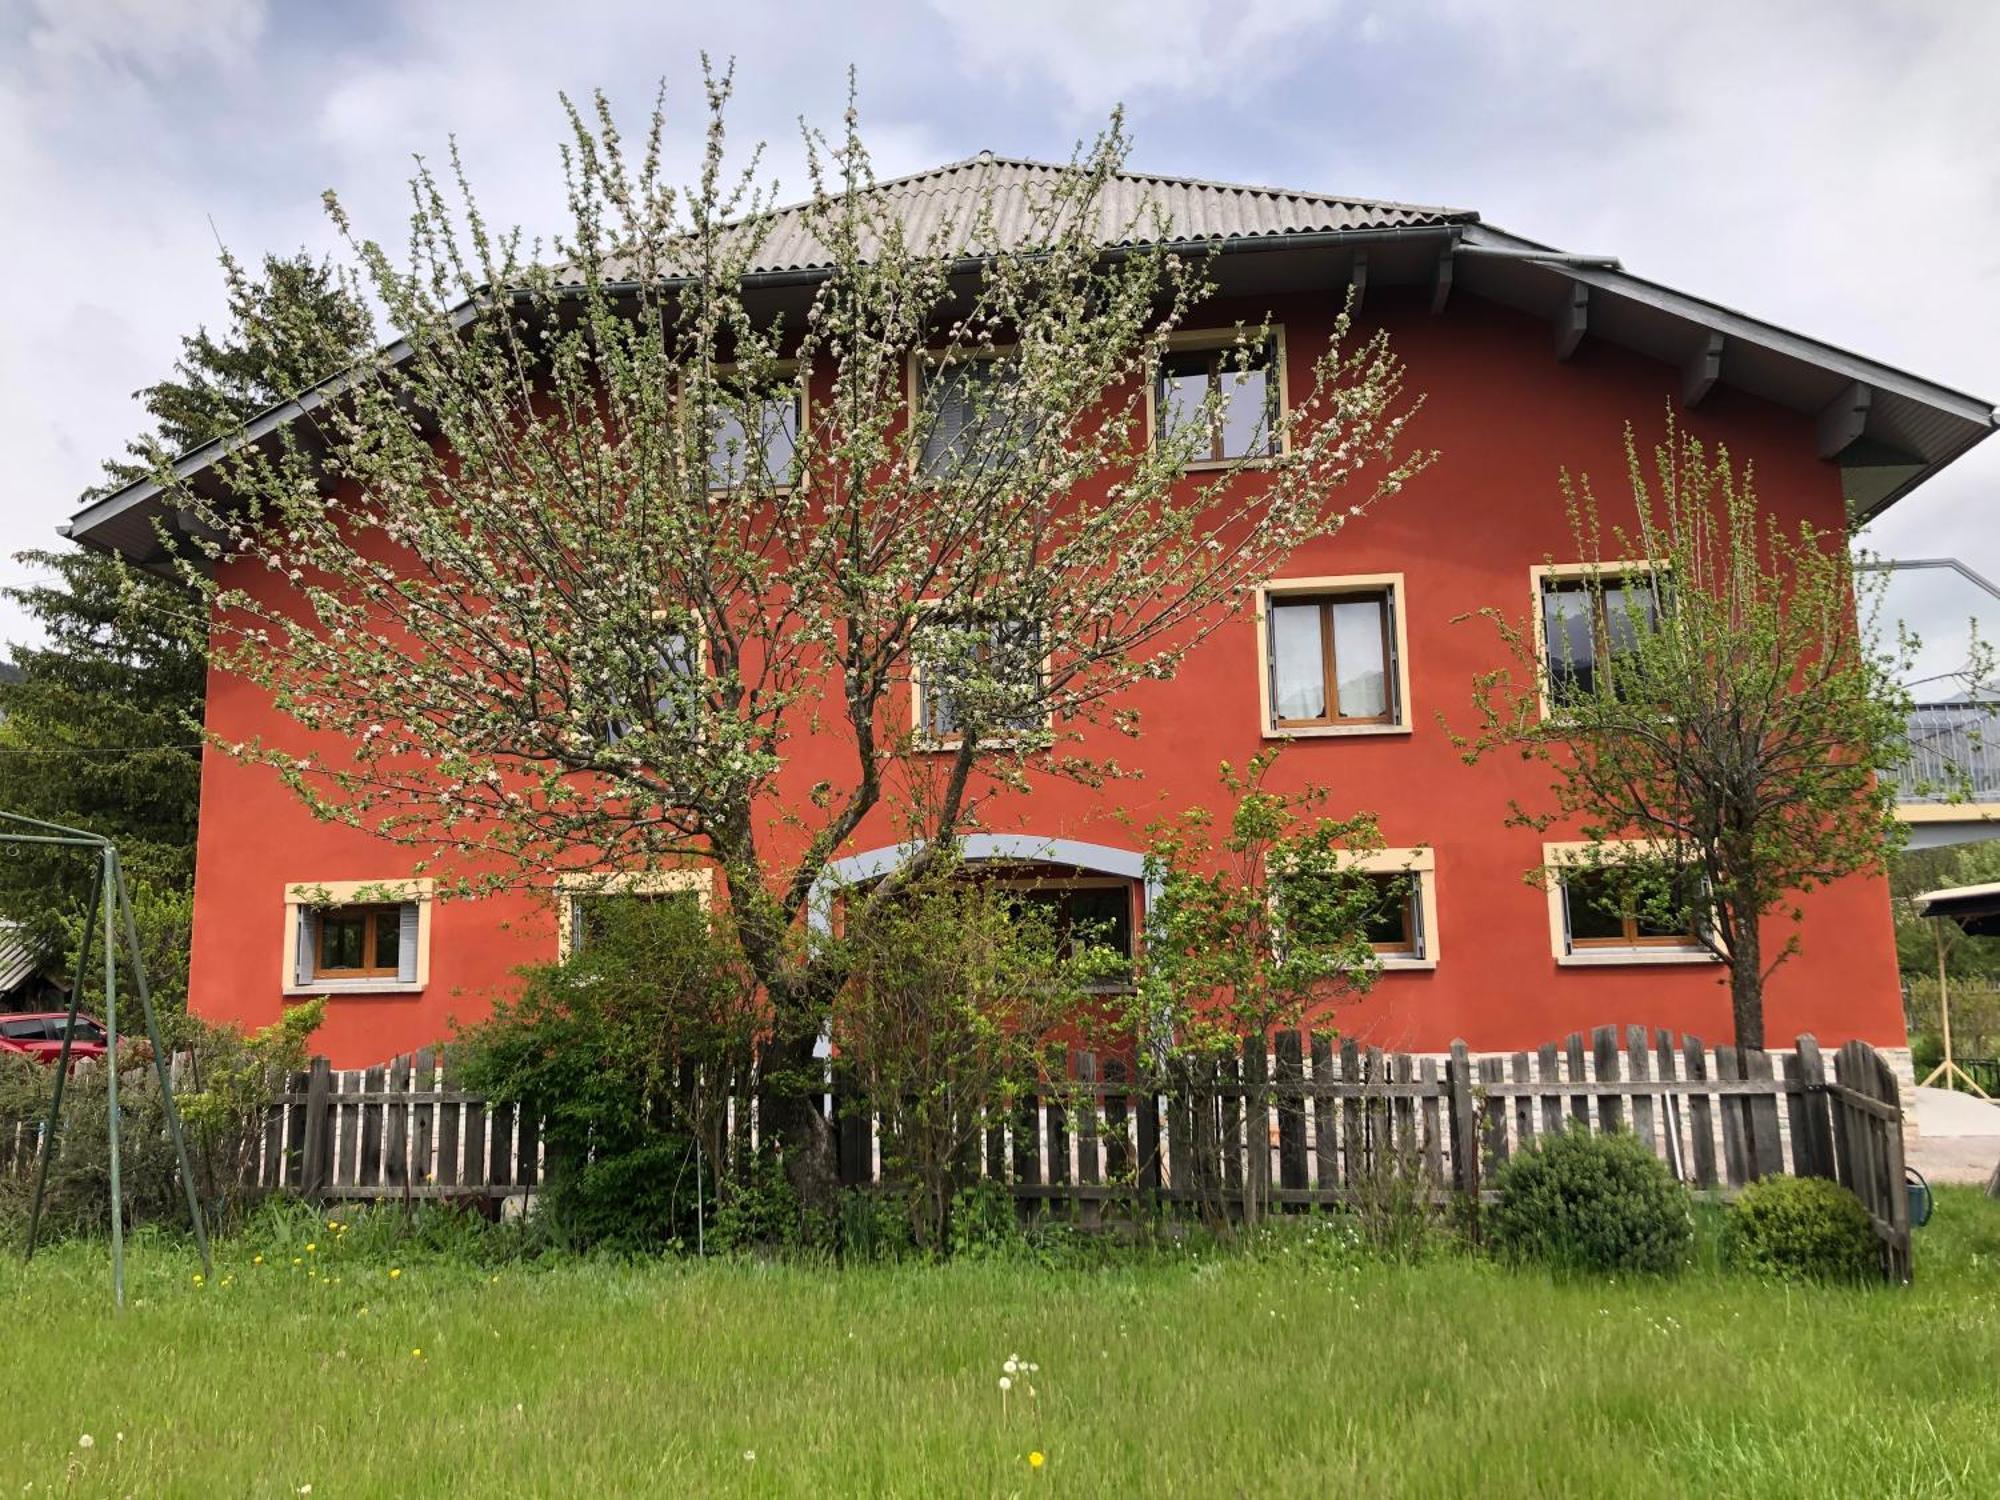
[
  {"left": 102, "top": 846, "right": 124, "bottom": 1310},
  {"left": 111, "top": 849, "right": 211, "bottom": 1275},
  {"left": 24, "top": 865, "right": 101, "bottom": 1260}
]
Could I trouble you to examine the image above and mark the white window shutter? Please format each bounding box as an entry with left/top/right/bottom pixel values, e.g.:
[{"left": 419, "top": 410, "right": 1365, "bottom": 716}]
[
  {"left": 397, "top": 902, "right": 421, "bottom": 984},
  {"left": 294, "top": 907, "right": 316, "bottom": 987}
]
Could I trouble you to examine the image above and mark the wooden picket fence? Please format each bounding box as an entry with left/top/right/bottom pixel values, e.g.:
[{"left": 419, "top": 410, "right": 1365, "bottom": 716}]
[{"left": 2, "top": 1023, "right": 1914, "bottom": 1281}]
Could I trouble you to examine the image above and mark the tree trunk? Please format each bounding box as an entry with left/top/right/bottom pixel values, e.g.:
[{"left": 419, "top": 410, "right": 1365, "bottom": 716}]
[
  {"left": 764, "top": 1024, "right": 841, "bottom": 1222},
  {"left": 1729, "top": 913, "right": 1765, "bottom": 1050}
]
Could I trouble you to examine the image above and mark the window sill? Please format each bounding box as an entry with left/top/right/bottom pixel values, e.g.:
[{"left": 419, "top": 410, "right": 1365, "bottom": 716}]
[
  {"left": 1264, "top": 722, "right": 1411, "bottom": 741},
  {"left": 1180, "top": 454, "right": 1287, "bottom": 474},
  {"left": 284, "top": 981, "right": 427, "bottom": 998},
  {"left": 1376, "top": 956, "right": 1438, "bottom": 972},
  {"left": 1555, "top": 949, "right": 1717, "bottom": 968},
  {"left": 914, "top": 735, "right": 1046, "bottom": 754},
  {"left": 706, "top": 482, "right": 798, "bottom": 497}
]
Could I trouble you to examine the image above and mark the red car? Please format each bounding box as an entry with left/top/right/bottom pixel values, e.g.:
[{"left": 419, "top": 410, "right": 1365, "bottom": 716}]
[{"left": 0, "top": 1012, "right": 109, "bottom": 1064}]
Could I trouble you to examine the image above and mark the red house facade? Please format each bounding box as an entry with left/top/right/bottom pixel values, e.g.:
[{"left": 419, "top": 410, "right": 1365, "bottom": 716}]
[{"left": 65, "top": 159, "right": 1996, "bottom": 1069}]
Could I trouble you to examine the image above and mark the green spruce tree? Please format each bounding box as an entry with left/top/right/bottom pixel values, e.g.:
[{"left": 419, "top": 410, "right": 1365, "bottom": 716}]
[{"left": 2, "top": 250, "right": 368, "bottom": 1011}]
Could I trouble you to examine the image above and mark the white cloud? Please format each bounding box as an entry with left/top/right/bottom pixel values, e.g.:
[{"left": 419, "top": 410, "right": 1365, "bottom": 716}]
[
  {"left": 23, "top": 0, "right": 266, "bottom": 75},
  {"left": 926, "top": 0, "right": 1342, "bottom": 114},
  {"left": 0, "top": 0, "right": 1994, "bottom": 665}
]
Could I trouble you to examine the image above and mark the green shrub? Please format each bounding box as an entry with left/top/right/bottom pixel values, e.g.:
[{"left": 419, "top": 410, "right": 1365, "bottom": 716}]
[
  {"left": 1724, "top": 1174, "right": 1880, "bottom": 1283},
  {"left": 1487, "top": 1127, "right": 1693, "bottom": 1275},
  {"left": 1910, "top": 1031, "right": 1943, "bottom": 1081},
  {"left": 0, "top": 1002, "right": 322, "bottom": 1244},
  {"left": 710, "top": 1146, "right": 831, "bottom": 1257},
  {"left": 947, "top": 1179, "right": 1025, "bottom": 1261},
  {"left": 457, "top": 893, "right": 762, "bottom": 1251}
]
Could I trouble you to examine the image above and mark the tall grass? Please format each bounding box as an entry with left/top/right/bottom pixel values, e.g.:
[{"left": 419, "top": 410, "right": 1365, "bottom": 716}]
[{"left": 3, "top": 1191, "right": 1998, "bottom": 1497}]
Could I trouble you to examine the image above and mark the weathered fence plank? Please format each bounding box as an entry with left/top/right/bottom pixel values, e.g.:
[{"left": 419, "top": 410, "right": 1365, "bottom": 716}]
[
  {"left": 1715, "top": 1046, "right": 1749, "bottom": 1188},
  {"left": 381, "top": 1056, "right": 409, "bottom": 1191},
  {"left": 1310, "top": 1034, "right": 1337, "bottom": 1193},
  {"left": 1743, "top": 1047, "right": 1784, "bottom": 1181},
  {"left": 1682, "top": 1035, "right": 1717, "bottom": 1189},
  {"left": 1593, "top": 1027, "right": 1624, "bottom": 1135},
  {"left": 1275, "top": 1032, "right": 1308, "bottom": 1198},
  {"left": 1419, "top": 1057, "right": 1442, "bottom": 1183},
  {"left": 409, "top": 1048, "right": 435, "bottom": 1191},
  {"left": 1626, "top": 1027, "right": 1655, "bottom": 1153},
  {"left": 1477, "top": 1055, "right": 1508, "bottom": 1176},
  {"left": 1511, "top": 1052, "right": 1535, "bottom": 1154},
  {"left": 1447, "top": 1041, "right": 1477, "bottom": 1196}
]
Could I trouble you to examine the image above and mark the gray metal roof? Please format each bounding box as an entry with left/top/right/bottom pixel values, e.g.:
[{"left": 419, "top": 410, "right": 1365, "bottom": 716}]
[
  {"left": 565, "top": 154, "right": 1476, "bottom": 285},
  {"left": 0, "top": 923, "right": 41, "bottom": 995},
  {"left": 63, "top": 154, "right": 1996, "bottom": 559}
]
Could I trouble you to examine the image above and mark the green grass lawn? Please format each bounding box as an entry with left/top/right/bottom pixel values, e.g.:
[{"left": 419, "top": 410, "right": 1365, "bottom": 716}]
[{"left": 5, "top": 1192, "right": 2000, "bottom": 1498}]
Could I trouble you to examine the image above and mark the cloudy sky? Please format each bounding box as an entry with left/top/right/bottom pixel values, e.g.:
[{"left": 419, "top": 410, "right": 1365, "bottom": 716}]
[{"left": 3, "top": 0, "right": 1996, "bottom": 673}]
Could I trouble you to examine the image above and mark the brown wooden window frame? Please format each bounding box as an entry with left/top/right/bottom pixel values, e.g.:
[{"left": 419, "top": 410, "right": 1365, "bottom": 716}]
[
  {"left": 914, "top": 614, "right": 1047, "bottom": 747},
  {"left": 1539, "top": 570, "right": 1667, "bottom": 706},
  {"left": 1153, "top": 336, "right": 1282, "bottom": 464},
  {"left": 1560, "top": 868, "right": 1699, "bottom": 951},
  {"left": 1362, "top": 870, "right": 1422, "bottom": 958},
  {"left": 1267, "top": 589, "right": 1398, "bottom": 730},
  {"left": 314, "top": 903, "right": 404, "bottom": 979}
]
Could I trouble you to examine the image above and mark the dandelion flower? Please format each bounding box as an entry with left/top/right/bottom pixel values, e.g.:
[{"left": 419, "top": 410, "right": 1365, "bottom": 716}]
[
  {"left": 412, "top": 1348, "right": 423, "bottom": 1359},
  {"left": 389, "top": 1268, "right": 402, "bottom": 1280},
  {"left": 1029, "top": 1451, "right": 1046, "bottom": 1469},
  {"left": 306, "top": 1243, "right": 317, "bottom": 1253},
  {"left": 77, "top": 1435, "right": 93, "bottom": 1450},
  {"left": 254, "top": 1254, "right": 265, "bottom": 1265},
  {"left": 998, "top": 1376, "right": 1012, "bottom": 1392},
  {"left": 192, "top": 1273, "right": 204, "bottom": 1285},
  {"left": 1003, "top": 1358, "right": 1018, "bottom": 1374}
]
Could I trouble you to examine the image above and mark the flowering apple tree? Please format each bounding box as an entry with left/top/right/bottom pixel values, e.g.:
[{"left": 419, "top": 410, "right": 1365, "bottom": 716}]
[{"left": 164, "top": 71, "right": 1429, "bottom": 1201}]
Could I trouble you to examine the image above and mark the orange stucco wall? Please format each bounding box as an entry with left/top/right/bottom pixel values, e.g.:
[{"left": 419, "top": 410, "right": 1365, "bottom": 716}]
[{"left": 187, "top": 286, "right": 1908, "bottom": 1066}]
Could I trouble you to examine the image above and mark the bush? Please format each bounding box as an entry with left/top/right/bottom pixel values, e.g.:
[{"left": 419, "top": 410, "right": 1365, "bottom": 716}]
[
  {"left": 0, "top": 1002, "right": 322, "bottom": 1244},
  {"left": 831, "top": 867, "right": 1098, "bottom": 1254},
  {"left": 1724, "top": 1174, "right": 1880, "bottom": 1283},
  {"left": 1487, "top": 1127, "right": 1693, "bottom": 1275},
  {"left": 457, "top": 892, "right": 764, "bottom": 1252},
  {"left": 1911, "top": 1031, "right": 1943, "bottom": 1082}
]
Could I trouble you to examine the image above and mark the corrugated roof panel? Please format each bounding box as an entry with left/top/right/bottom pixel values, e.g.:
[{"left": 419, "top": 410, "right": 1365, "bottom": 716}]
[
  {"left": 570, "top": 154, "right": 1473, "bottom": 286},
  {"left": 0, "top": 924, "right": 39, "bottom": 994}
]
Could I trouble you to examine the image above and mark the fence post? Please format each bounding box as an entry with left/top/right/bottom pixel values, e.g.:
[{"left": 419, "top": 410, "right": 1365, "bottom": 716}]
[
  {"left": 1874, "top": 1047, "right": 1914, "bottom": 1284},
  {"left": 1592, "top": 1026, "right": 1623, "bottom": 1134},
  {"left": 1074, "top": 1051, "right": 1101, "bottom": 1229},
  {"left": 381, "top": 1055, "right": 410, "bottom": 1192},
  {"left": 298, "top": 1057, "right": 332, "bottom": 1197},
  {"left": 1786, "top": 1034, "right": 1833, "bottom": 1180},
  {"left": 1274, "top": 1030, "right": 1308, "bottom": 1203},
  {"left": 1446, "top": 1040, "right": 1478, "bottom": 1204},
  {"left": 1239, "top": 1037, "right": 1269, "bottom": 1219},
  {"left": 1742, "top": 1047, "right": 1784, "bottom": 1180}
]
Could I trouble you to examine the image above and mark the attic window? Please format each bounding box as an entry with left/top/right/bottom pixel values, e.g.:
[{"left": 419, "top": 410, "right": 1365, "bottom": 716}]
[{"left": 1155, "top": 333, "right": 1282, "bottom": 462}]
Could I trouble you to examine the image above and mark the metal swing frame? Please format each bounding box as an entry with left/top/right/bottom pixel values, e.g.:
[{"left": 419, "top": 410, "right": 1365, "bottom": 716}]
[{"left": 5, "top": 810, "right": 210, "bottom": 1306}]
